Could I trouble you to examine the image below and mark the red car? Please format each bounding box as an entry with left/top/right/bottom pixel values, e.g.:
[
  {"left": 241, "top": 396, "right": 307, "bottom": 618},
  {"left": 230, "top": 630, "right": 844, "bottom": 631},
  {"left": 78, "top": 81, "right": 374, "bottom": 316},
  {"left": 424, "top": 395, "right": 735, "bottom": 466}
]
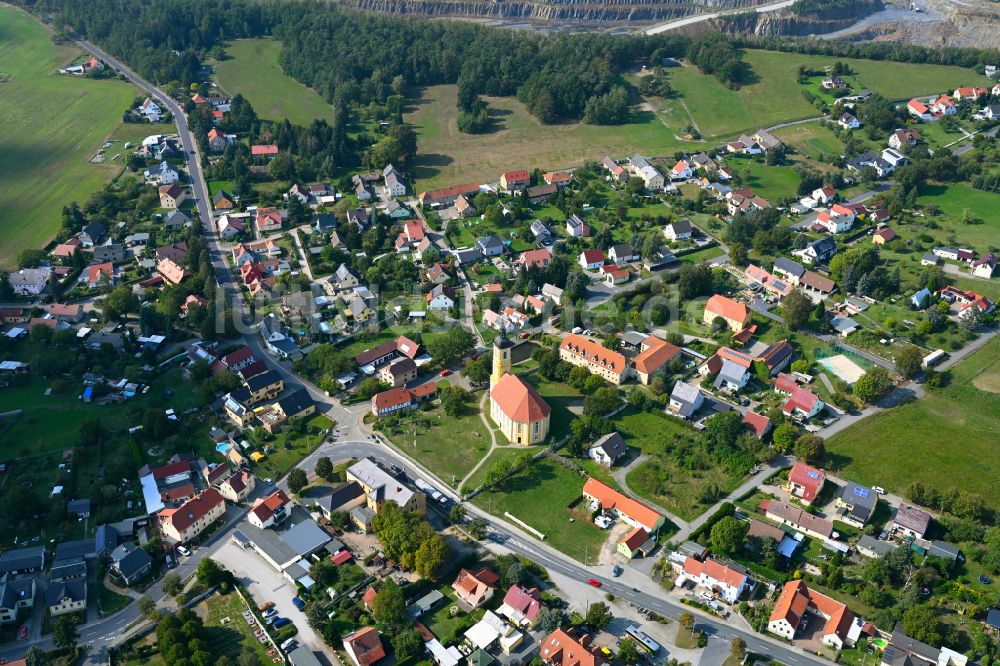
[
  {"left": 18, "top": 625, "right": 28, "bottom": 640},
  {"left": 439, "top": 369, "right": 452, "bottom": 377},
  {"left": 587, "top": 578, "right": 601, "bottom": 588}
]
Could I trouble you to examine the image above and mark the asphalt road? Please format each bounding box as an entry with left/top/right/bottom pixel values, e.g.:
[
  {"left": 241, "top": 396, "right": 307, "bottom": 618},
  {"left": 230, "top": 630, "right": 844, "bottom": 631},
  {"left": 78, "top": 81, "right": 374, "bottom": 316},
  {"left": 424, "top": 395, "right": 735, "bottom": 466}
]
[{"left": 643, "top": 0, "right": 795, "bottom": 34}]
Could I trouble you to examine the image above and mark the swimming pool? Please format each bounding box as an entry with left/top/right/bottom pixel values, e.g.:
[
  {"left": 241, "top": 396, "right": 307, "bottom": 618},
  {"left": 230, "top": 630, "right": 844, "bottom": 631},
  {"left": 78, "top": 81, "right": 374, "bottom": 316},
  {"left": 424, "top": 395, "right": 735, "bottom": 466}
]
[{"left": 216, "top": 442, "right": 231, "bottom": 454}]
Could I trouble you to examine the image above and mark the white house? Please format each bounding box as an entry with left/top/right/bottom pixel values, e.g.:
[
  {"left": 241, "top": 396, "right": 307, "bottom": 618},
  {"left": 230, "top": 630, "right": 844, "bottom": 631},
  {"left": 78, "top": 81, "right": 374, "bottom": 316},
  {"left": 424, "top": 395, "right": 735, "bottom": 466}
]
[
  {"left": 838, "top": 113, "right": 861, "bottom": 130},
  {"left": 679, "top": 557, "right": 749, "bottom": 604},
  {"left": 811, "top": 186, "right": 836, "bottom": 205},
  {"left": 588, "top": 432, "right": 628, "bottom": 467},
  {"left": 565, "top": 215, "right": 590, "bottom": 238},
  {"left": 670, "top": 159, "right": 693, "bottom": 181},
  {"left": 881, "top": 148, "right": 909, "bottom": 168},
  {"left": 384, "top": 165, "right": 406, "bottom": 196},
  {"left": 9, "top": 268, "right": 51, "bottom": 296},
  {"left": 816, "top": 204, "right": 855, "bottom": 234},
  {"left": 579, "top": 249, "right": 604, "bottom": 271},
  {"left": 425, "top": 285, "right": 455, "bottom": 310},
  {"left": 664, "top": 219, "right": 693, "bottom": 240},
  {"left": 137, "top": 97, "right": 163, "bottom": 122},
  {"left": 143, "top": 161, "right": 179, "bottom": 185}
]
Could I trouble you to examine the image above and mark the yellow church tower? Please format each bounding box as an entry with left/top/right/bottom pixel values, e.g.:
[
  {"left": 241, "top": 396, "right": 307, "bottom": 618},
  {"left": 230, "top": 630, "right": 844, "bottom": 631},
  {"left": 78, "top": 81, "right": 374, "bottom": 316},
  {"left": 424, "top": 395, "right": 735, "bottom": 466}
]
[{"left": 491, "top": 333, "right": 513, "bottom": 389}]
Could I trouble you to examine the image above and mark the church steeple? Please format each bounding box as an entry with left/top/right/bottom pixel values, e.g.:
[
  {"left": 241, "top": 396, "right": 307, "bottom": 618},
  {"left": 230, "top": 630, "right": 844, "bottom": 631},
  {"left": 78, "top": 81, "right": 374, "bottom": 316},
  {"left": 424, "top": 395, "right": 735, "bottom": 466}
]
[{"left": 491, "top": 331, "right": 513, "bottom": 389}]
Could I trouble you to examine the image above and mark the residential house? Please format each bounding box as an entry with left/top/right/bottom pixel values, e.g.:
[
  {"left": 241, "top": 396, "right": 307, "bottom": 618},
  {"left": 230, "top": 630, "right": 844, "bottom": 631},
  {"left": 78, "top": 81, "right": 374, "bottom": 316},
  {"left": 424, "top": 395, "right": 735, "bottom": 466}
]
[
  {"left": 582, "top": 477, "right": 664, "bottom": 533},
  {"left": 681, "top": 557, "right": 750, "bottom": 604},
  {"left": 418, "top": 183, "right": 480, "bottom": 208},
  {"left": 78, "top": 221, "right": 106, "bottom": 247},
  {"left": 212, "top": 190, "right": 236, "bottom": 210},
  {"left": 157, "top": 258, "right": 187, "bottom": 285},
  {"left": 376, "top": 358, "right": 417, "bottom": 387},
  {"left": 539, "top": 629, "right": 605, "bottom": 666},
  {"left": 520, "top": 248, "right": 552, "bottom": 269},
  {"left": 498, "top": 585, "right": 542, "bottom": 628},
  {"left": 881, "top": 148, "right": 908, "bottom": 168},
  {"left": 608, "top": 244, "right": 638, "bottom": 264},
  {"left": 703, "top": 294, "right": 751, "bottom": 332},
  {"left": 500, "top": 170, "right": 530, "bottom": 193},
  {"left": 588, "top": 432, "right": 628, "bottom": 467},
  {"left": 786, "top": 461, "right": 826, "bottom": 505},
  {"left": 248, "top": 490, "right": 291, "bottom": 529},
  {"left": 775, "top": 374, "right": 824, "bottom": 419},
  {"left": 892, "top": 504, "right": 932, "bottom": 539},
  {"left": 743, "top": 411, "right": 772, "bottom": 439},
  {"left": 92, "top": 242, "right": 125, "bottom": 263},
  {"left": 110, "top": 543, "right": 153, "bottom": 586},
  {"left": 768, "top": 580, "right": 857, "bottom": 649},
  {"left": 839, "top": 113, "right": 861, "bottom": 130},
  {"left": 971, "top": 253, "right": 997, "bottom": 278},
  {"left": 932, "top": 96, "right": 957, "bottom": 116},
  {"left": 453, "top": 568, "right": 500, "bottom": 608},
  {"left": 84, "top": 262, "right": 115, "bottom": 289},
  {"left": 872, "top": 228, "right": 898, "bottom": 246},
  {"left": 794, "top": 237, "right": 837, "bottom": 265},
  {"left": 425, "top": 263, "right": 450, "bottom": 285},
  {"left": 255, "top": 207, "right": 283, "bottom": 235},
  {"left": 670, "top": 159, "right": 693, "bottom": 181},
  {"left": 907, "top": 99, "right": 933, "bottom": 121},
  {"left": 544, "top": 171, "right": 572, "bottom": 189},
  {"left": 531, "top": 220, "right": 554, "bottom": 244},
  {"left": 207, "top": 128, "right": 227, "bottom": 152},
  {"left": 541, "top": 283, "right": 564, "bottom": 305},
  {"left": 158, "top": 184, "right": 186, "bottom": 209},
  {"left": 0, "top": 547, "right": 46, "bottom": 575},
  {"left": 158, "top": 488, "right": 226, "bottom": 543},
  {"left": 331, "top": 264, "right": 361, "bottom": 291},
  {"left": 52, "top": 237, "right": 82, "bottom": 261},
  {"left": 143, "top": 160, "right": 179, "bottom": 185},
  {"left": 664, "top": 219, "right": 693, "bottom": 241},
  {"left": 628, "top": 154, "right": 665, "bottom": 190},
  {"left": 578, "top": 249, "right": 604, "bottom": 271},
  {"left": 353, "top": 335, "right": 422, "bottom": 371},
  {"left": 559, "top": 334, "right": 628, "bottom": 385},
  {"left": 618, "top": 527, "right": 656, "bottom": 559},
  {"left": 632, "top": 335, "right": 682, "bottom": 385},
  {"left": 251, "top": 144, "right": 279, "bottom": 160},
  {"left": 602, "top": 156, "right": 627, "bottom": 182},
  {"left": 953, "top": 87, "right": 988, "bottom": 100},
  {"left": 343, "top": 627, "right": 386, "bottom": 666},
  {"left": 370, "top": 386, "right": 415, "bottom": 416},
  {"left": 477, "top": 235, "right": 505, "bottom": 258},
  {"left": 346, "top": 457, "right": 425, "bottom": 514},
  {"left": 384, "top": 199, "right": 409, "bottom": 220},
  {"left": 46, "top": 579, "right": 86, "bottom": 617},
  {"left": 454, "top": 194, "right": 477, "bottom": 218},
  {"left": 844, "top": 151, "right": 895, "bottom": 178},
  {"left": 799, "top": 271, "right": 836, "bottom": 298},
  {"left": 137, "top": 97, "right": 163, "bottom": 121},
  {"left": 566, "top": 215, "right": 591, "bottom": 238},
  {"left": 756, "top": 340, "right": 795, "bottom": 376},
  {"left": 881, "top": 625, "right": 968, "bottom": 666},
  {"left": 668, "top": 381, "right": 704, "bottom": 419},
  {"left": 761, "top": 500, "right": 834, "bottom": 542},
  {"left": 383, "top": 165, "right": 406, "bottom": 196},
  {"left": 0, "top": 575, "right": 34, "bottom": 623},
  {"left": 889, "top": 128, "right": 921, "bottom": 150},
  {"left": 836, "top": 482, "right": 877, "bottom": 527},
  {"left": 773, "top": 257, "right": 806, "bottom": 285}
]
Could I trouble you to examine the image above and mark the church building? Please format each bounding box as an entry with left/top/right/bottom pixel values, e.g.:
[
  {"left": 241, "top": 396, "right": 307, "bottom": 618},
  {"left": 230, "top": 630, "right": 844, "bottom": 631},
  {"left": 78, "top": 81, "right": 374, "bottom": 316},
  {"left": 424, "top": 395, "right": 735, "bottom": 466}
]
[{"left": 488, "top": 335, "right": 550, "bottom": 445}]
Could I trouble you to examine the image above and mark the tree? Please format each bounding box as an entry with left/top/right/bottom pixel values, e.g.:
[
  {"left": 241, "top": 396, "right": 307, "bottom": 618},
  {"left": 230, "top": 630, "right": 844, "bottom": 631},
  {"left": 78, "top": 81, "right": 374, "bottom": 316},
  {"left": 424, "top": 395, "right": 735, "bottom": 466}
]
[
  {"left": 794, "top": 434, "right": 825, "bottom": 463},
  {"left": 449, "top": 504, "right": 466, "bottom": 524},
  {"left": 105, "top": 285, "right": 140, "bottom": 319},
  {"left": 772, "top": 422, "right": 798, "bottom": 452},
  {"left": 287, "top": 468, "right": 308, "bottom": 494},
  {"left": 23, "top": 646, "right": 46, "bottom": 666},
  {"left": 895, "top": 345, "right": 922, "bottom": 379},
  {"left": 585, "top": 602, "right": 612, "bottom": 629},
  {"left": 53, "top": 614, "right": 79, "bottom": 650},
  {"left": 440, "top": 385, "right": 468, "bottom": 417},
  {"left": 781, "top": 289, "right": 813, "bottom": 331},
  {"left": 463, "top": 359, "right": 491, "bottom": 386},
  {"left": 854, "top": 366, "right": 893, "bottom": 403},
  {"left": 679, "top": 611, "right": 695, "bottom": 634},
  {"left": 711, "top": 516, "right": 749, "bottom": 553},
  {"left": 306, "top": 602, "right": 327, "bottom": 629},
  {"left": 901, "top": 605, "right": 943, "bottom": 646},
  {"left": 538, "top": 607, "right": 567, "bottom": 633},
  {"left": 618, "top": 638, "right": 640, "bottom": 665},
  {"left": 676, "top": 264, "right": 712, "bottom": 299},
  {"left": 414, "top": 532, "right": 449, "bottom": 579},
  {"left": 30, "top": 323, "right": 52, "bottom": 346},
  {"left": 196, "top": 558, "right": 231, "bottom": 588},
  {"left": 315, "top": 456, "right": 334, "bottom": 482},
  {"left": 372, "top": 581, "right": 407, "bottom": 628},
  {"left": 161, "top": 572, "right": 184, "bottom": 596},
  {"left": 392, "top": 630, "right": 425, "bottom": 660},
  {"left": 729, "top": 242, "right": 748, "bottom": 267},
  {"left": 730, "top": 637, "right": 747, "bottom": 661},
  {"left": 583, "top": 386, "right": 620, "bottom": 417}
]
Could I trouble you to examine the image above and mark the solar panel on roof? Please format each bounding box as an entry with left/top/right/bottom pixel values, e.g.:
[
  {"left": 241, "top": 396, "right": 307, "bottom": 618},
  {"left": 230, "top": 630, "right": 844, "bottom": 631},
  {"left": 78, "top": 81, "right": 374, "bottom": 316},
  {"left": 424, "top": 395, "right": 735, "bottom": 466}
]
[
  {"left": 853, "top": 486, "right": 870, "bottom": 498},
  {"left": 806, "top": 471, "right": 820, "bottom": 479}
]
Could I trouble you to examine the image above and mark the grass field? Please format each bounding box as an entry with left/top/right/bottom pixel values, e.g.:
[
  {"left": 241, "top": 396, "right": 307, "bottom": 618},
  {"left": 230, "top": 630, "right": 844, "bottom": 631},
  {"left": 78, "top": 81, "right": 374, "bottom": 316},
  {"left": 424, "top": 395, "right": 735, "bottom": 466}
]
[
  {"left": 0, "top": 6, "right": 140, "bottom": 268},
  {"left": 771, "top": 123, "right": 846, "bottom": 161},
  {"left": 201, "top": 592, "right": 275, "bottom": 664},
  {"left": 668, "top": 50, "right": 985, "bottom": 142},
  {"left": 826, "top": 335, "right": 1000, "bottom": 509},
  {"left": 472, "top": 457, "right": 609, "bottom": 564},
  {"left": 404, "top": 85, "right": 684, "bottom": 191},
  {"left": 212, "top": 39, "right": 333, "bottom": 126},
  {"left": 916, "top": 183, "right": 1000, "bottom": 247}
]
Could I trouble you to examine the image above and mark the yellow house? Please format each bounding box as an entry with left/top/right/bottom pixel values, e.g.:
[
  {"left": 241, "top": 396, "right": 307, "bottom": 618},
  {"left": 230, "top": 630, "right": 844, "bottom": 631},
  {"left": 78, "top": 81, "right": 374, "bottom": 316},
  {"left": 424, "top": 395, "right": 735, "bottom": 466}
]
[
  {"left": 703, "top": 294, "right": 751, "bottom": 332},
  {"left": 488, "top": 336, "right": 550, "bottom": 445}
]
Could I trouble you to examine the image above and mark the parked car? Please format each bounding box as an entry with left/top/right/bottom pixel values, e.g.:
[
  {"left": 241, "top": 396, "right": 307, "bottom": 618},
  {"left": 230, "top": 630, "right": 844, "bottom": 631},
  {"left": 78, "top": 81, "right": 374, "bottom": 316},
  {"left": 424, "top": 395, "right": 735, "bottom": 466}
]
[
  {"left": 258, "top": 601, "right": 275, "bottom": 612},
  {"left": 165, "top": 553, "right": 176, "bottom": 569},
  {"left": 292, "top": 596, "right": 305, "bottom": 611},
  {"left": 611, "top": 565, "right": 623, "bottom": 577},
  {"left": 872, "top": 486, "right": 886, "bottom": 495},
  {"left": 280, "top": 639, "right": 298, "bottom": 651},
  {"left": 439, "top": 369, "right": 452, "bottom": 377},
  {"left": 176, "top": 545, "right": 191, "bottom": 556},
  {"left": 587, "top": 578, "right": 601, "bottom": 588},
  {"left": 18, "top": 625, "right": 27, "bottom": 640},
  {"left": 263, "top": 609, "right": 279, "bottom": 619},
  {"left": 272, "top": 618, "right": 291, "bottom": 629}
]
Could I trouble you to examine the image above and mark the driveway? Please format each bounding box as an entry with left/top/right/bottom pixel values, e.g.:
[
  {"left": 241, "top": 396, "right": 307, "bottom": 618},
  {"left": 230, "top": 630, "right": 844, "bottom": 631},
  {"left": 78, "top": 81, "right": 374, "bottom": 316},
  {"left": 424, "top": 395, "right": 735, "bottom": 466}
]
[{"left": 212, "top": 540, "right": 328, "bottom": 656}]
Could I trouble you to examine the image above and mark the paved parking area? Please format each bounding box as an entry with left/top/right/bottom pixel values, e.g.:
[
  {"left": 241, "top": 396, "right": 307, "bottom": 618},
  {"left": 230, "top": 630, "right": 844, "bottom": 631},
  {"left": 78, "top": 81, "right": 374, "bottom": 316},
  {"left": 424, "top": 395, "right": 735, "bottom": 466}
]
[{"left": 211, "top": 540, "right": 331, "bottom": 661}]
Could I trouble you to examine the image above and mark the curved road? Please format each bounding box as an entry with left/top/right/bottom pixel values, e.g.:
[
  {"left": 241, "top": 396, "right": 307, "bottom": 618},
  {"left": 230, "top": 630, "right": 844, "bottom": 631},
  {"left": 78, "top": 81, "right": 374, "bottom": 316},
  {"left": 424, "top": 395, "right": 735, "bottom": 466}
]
[
  {"left": 53, "top": 37, "right": 841, "bottom": 666},
  {"left": 644, "top": 0, "right": 796, "bottom": 34}
]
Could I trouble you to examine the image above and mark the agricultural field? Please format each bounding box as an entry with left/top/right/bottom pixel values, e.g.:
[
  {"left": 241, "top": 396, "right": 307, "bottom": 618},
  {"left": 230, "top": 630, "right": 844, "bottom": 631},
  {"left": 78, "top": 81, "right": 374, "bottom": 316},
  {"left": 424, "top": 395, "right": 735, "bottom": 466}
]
[
  {"left": 404, "top": 85, "right": 684, "bottom": 191},
  {"left": 0, "top": 6, "right": 141, "bottom": 269},
  {"left": 212, "top": 39, "right": 333, "bottom": 126},
  {"left": 915, "top": 183, "right": 1000, "bottom": 248},
  {"left": 826, "top": 335, "right": 1000, "bottom": 509}
]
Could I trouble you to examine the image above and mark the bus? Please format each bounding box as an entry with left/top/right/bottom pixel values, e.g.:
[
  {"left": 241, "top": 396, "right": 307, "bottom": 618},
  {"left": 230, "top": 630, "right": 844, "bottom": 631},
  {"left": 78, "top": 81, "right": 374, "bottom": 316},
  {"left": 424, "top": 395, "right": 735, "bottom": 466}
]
[{"left": 625, "top": 626, "right": 661, "bottom": 655}]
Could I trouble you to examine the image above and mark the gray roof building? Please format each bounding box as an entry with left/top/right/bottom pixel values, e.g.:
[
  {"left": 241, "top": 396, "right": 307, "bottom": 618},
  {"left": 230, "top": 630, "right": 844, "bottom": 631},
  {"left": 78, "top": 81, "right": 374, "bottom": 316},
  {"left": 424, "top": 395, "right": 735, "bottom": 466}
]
[
  {"left": 838, "top": 482, "right": 877, "bottom": 525},
  {"left": 50, "top": 557, "right": 88, "bottom": 581},
  {"left": 773, "top": 257, "right": 806, "bottom": 280},
  {"left": 669, "top": 381, "right": 704, "bottom": 418},
  {"left": 927, "top": 540, "right": 960, "bottom": 562},
  {"left": 45, "top": 578, "right": 87, "bottom": 607},
  {"left": 55, "top": 539, "right": 96, "bottom": 561},
  {"left": 0, "top": 546, "right": 46, "bottom": 575}
]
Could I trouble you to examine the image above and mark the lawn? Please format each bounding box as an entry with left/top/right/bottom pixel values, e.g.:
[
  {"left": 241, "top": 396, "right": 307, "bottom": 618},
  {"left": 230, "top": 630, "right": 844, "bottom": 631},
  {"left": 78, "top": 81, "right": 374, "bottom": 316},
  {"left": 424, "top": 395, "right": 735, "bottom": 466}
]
[
  {"left": 201, "top": 591, "right": 275, "bottom": 664},
  {"left": 771, "top": 123, "right": 845, "bottom": 161},
  {"left": 522, "top": 374, "right": 582, "bottom": 441},
  {"left": 737, "top": 161, "right": 800, "bottom": 203},
  {"left": 678, "top": 245, "right": 725, "bottom": 265},
  {"left": 251, "top": 413, "right": 335, "bottom": 480},
  {"left": 472, "top": 457, "right": 610, "bottom": 564},
  {"left": 916, "top": 183, "right": 1000, "bottom": 248},
  {"left": 0, "top": 6, "right": 142, "bottom": 269},
  {"left": 212, "top": 39, "right": 334, "bottom": 126},
  {"left": 826, "top": 335, "right": 1000, "bottom": 510},
  {"left": 404, "top": 85, "right": 683, "bottom": 191},
  {"left": 615, "top": 408, "right": 745, "bottom": 522},
  {"left": 381, "top": 396, "right": 494, "bottom": 488}
]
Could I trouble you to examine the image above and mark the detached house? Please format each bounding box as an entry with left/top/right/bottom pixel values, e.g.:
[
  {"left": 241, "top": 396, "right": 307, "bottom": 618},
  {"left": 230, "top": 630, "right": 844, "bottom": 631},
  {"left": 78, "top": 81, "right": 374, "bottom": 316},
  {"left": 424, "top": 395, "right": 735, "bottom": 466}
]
[
  {"left": 588, "top": 432, "right": 628, "bottom": 467},
  {"left": 500, "top": 170, "right": 530, "bottom": 193},
  {"left": 453, "top": 568, "right": 500, "bottom": 608},
  {"left": 207, "top": 128, "right": 227, "bottom": 152},
  {"left": 498, "top": 585, "right": 542, "bottom": 628},
  {"left": 566, "top": 215, "right": 590, "bottom": 238},
  {"left": 768, "top": 581, "right": 857, "bottom": 649},
  {"left": 680, "top": 557, "right": 750, "bottom": 604},
  {"left": 703, "top": 295, "right": 751, "bottom": 332},
  {"left": 158, "top": 488, "right": 226, "bottom": 543},
  {"left": 786, "top": 461, "right": 826, "bottom": 505}
]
